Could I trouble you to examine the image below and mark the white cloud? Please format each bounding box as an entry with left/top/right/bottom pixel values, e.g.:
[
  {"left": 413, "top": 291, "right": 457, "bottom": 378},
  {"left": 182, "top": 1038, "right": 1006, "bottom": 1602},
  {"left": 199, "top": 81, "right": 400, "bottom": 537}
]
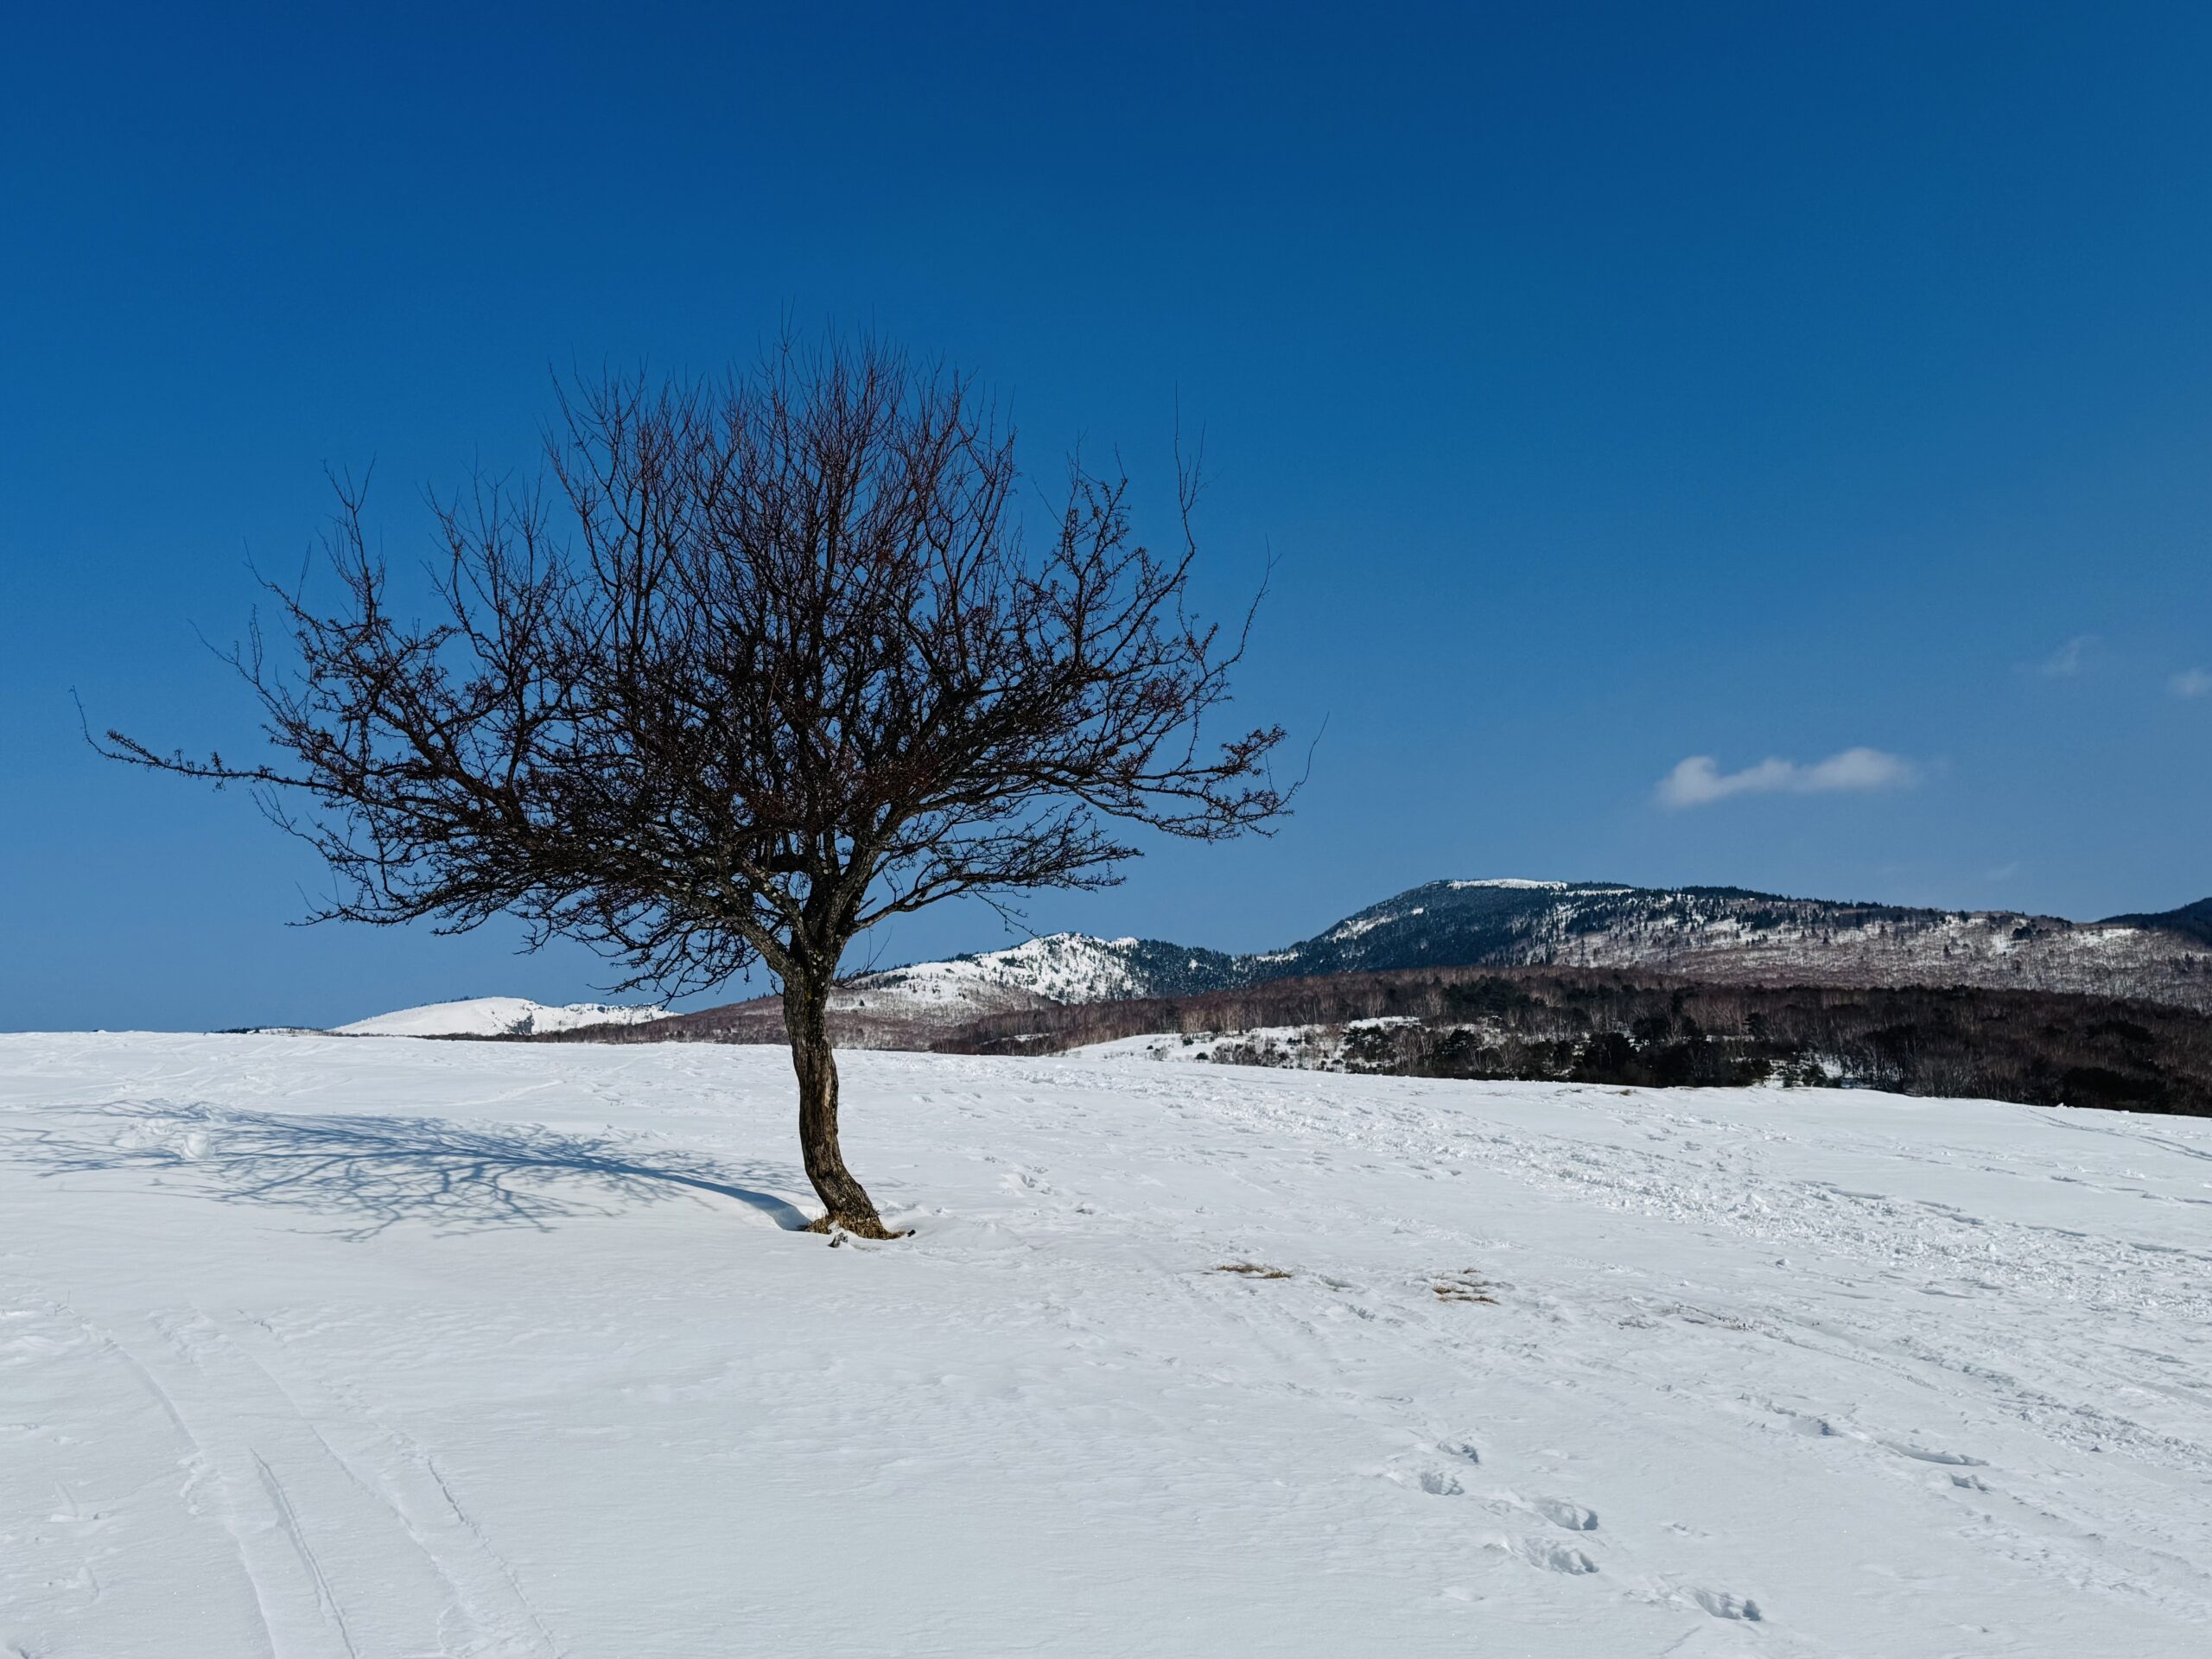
[
  {"left": 2171, "top": 668, "right": 2211, "bottom": 700},
  {"left": 2036, "top": 635, "right": 2098, "bottom": 677},
  {"left": 1657, "top": 747, "right": 1916, "bottom": 810}
]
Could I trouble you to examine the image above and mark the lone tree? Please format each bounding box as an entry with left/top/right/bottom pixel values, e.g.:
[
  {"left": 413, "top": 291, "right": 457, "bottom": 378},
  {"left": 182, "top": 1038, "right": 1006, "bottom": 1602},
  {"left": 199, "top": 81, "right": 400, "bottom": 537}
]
[{"left": 100, "top": 339, "right": 1288, "bottom": 1237}]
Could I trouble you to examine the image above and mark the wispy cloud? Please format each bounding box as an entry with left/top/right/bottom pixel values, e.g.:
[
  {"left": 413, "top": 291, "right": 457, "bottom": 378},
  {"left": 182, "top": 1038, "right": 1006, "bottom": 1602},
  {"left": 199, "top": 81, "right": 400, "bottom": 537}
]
[
  {"left": 2171, "top": 667, "right": 2211, "bottom": 700},
  {"left": 1657, "top": 747, "right": 1916, "bottom": 810},
  {"left": 2036, "top": 635, "right": 2098, "bottom": 678}
]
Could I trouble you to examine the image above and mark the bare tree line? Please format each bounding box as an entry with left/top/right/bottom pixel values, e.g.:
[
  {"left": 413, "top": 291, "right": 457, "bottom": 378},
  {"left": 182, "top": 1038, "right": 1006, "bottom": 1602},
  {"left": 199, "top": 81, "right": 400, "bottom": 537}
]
[{"left": 936, "top": 969, "right": 2212, "bottom": 1115}]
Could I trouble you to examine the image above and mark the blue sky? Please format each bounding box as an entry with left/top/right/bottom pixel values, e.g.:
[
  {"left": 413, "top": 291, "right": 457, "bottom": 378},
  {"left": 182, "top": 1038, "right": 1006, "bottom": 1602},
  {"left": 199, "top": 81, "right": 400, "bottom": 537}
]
[{"left": 4, "top": 2, "right": 2209, "bottom": 1031}]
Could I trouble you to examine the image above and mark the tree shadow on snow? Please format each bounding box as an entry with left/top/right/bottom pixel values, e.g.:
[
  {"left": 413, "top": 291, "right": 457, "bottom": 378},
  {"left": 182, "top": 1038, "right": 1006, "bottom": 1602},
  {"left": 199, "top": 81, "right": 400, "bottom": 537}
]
[{"left": 3, "top": 1102, "right": 814, "bottom": 1238}]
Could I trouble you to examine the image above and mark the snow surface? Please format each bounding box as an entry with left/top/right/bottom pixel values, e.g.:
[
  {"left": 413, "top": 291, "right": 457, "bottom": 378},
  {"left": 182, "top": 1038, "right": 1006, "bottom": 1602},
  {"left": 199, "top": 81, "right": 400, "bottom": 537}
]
[
  {"left": 334, "top": 996, "right": 672, "bottom": 1037},
  {"left": 5, "top": 1032, "right": 2211, "bottom": 1656}
]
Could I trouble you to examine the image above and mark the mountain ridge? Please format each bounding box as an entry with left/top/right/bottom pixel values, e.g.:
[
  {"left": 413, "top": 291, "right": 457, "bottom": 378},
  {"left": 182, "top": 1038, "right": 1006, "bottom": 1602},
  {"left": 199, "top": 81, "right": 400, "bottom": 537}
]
[
  {"left": 836, "top": 877, "right": 2212, "bottom": 1022},
  {"left": 332, "top": 880, "right": 2212, "bottom": 1038}
]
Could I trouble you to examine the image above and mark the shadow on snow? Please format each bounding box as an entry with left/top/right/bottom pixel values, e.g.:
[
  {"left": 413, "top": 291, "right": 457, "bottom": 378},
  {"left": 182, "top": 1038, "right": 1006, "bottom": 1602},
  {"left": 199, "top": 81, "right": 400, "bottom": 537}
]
[{"left": 3, "top": 1101, "right": 813, "bottom": 1237}]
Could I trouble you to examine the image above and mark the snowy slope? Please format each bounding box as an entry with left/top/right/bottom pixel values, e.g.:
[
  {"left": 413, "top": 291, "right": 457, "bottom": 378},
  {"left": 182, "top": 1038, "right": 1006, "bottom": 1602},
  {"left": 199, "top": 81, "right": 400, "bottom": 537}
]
[
  {"left": 334, "top": 995, "right": 672, "bottom": 1037},
  {"left": 5, "top": 1033, "right": 2211, "bottom": 1656},
  {"left": 840, "top": 931, "right": 1240, "bottom": 1015}
]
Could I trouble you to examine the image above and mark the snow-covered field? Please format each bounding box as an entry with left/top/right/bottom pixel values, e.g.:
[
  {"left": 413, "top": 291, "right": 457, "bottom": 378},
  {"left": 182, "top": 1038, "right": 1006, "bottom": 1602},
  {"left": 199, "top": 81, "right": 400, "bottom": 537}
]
[{"left": 4, "top": 1034, "right": 2209, "bottom": 1656}]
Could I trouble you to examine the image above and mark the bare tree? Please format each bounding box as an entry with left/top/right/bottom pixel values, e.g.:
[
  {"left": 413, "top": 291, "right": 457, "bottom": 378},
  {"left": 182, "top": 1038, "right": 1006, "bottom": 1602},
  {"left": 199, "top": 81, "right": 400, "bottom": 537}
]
[{"left": 99, "top": 338, "right": 1289, "bottom": 1237}]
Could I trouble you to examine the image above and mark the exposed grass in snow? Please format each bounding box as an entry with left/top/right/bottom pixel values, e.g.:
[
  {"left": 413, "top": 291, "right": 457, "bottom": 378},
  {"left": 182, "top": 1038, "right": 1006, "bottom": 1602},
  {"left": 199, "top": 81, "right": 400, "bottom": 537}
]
[{"left": 4, "top": 1033, "right": 2211, "bottom": 1655}]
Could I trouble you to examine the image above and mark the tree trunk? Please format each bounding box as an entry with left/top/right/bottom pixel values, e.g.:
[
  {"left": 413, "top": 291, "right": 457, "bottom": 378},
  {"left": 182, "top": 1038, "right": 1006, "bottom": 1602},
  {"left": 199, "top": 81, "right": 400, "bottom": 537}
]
[{"left": 783, "top": 978, "right": 899, "bottom": 1237}]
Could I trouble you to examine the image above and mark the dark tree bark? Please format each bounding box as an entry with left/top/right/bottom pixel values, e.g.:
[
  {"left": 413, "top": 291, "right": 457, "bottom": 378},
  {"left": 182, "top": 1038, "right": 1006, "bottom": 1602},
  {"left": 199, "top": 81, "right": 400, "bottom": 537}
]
[
  {"left": 781, "top": 969, "right": 878, "bottom": 1232},
  {"left": 95, "top": 335, "right": 1291, "bottom": 1238}
]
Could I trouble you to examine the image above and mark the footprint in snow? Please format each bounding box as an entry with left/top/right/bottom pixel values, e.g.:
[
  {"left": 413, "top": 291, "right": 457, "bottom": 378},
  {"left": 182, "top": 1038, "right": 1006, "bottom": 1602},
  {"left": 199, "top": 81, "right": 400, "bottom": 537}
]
[
  {"left": 1692, "top": 1588, "right": 1762, "bottom": 1621},
  {"left": 1489, "top": 1535, "right": 1599, "bottom": 1575},
  {"left": 1402, "top": 1441, "right": 1483, "bottom": 1493},
  {"left": 1778, "top": 1409, "right": 1843, "bottom": 1438},
  {"left": 1532, "top": 1497, "right": 1599, "bottom": 1531},
  {"left": 1884, "top": 1441, "right": 1986, "bottom": 1467}
]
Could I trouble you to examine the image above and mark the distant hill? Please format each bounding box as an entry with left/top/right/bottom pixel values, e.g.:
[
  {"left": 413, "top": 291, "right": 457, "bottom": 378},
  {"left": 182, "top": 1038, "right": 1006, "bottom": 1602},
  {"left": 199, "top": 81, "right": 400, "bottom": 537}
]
[
  {"left": 836, "top": 932, "right": 1244, "bottom": 1018},
  {"left": 532, "top": 877, "right": 2212, "bottom": 1049},
  {"left": 1224, "top": 879, "right": 2212, "bottom": 1009},
  {"left": 830, "top": 877, "right": 2212, "bottom": 1020},
  {"left": 2101, "top": 897, "right": 2212, "bottom": 950},
  {"left": 334, "top": 996, "right": 672, "bottom": 1038}
]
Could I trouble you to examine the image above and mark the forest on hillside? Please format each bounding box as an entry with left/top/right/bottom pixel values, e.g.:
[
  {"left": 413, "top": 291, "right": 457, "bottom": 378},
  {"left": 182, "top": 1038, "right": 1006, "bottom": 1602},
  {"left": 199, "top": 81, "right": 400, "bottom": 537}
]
[{"left": 535, "top": 965, "right": 2212, "bottom": 1116}]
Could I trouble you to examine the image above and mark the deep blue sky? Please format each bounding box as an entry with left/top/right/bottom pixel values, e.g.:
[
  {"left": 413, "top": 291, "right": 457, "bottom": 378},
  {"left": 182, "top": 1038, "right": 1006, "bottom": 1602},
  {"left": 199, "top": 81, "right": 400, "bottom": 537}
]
[{"left": 5, "top": 3, "right": 2209, "bottom": 1031}]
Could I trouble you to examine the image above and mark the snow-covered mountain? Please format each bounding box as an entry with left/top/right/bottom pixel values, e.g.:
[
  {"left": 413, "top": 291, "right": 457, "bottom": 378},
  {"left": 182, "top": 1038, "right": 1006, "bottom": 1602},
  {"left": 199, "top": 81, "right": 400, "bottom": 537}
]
[
  {"left": 840, "top": 878, "right": 2212, "bottom": 1019},
  {"left": 836, "top": 932, "right": 1242, "bottom": 1018},
  {"left": 1243, "top": 879, "right": 2212, "bottom": 1006},
  {"left": 334, "top": 996, "right": 673, "bottom": 1038}
]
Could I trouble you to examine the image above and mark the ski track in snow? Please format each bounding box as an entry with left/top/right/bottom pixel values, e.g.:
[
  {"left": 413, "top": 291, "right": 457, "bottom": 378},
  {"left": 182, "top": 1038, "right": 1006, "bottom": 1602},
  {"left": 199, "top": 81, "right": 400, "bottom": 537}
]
[{"left": 3, "top": 1033, "right": 2211, "bottom": 1656}]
